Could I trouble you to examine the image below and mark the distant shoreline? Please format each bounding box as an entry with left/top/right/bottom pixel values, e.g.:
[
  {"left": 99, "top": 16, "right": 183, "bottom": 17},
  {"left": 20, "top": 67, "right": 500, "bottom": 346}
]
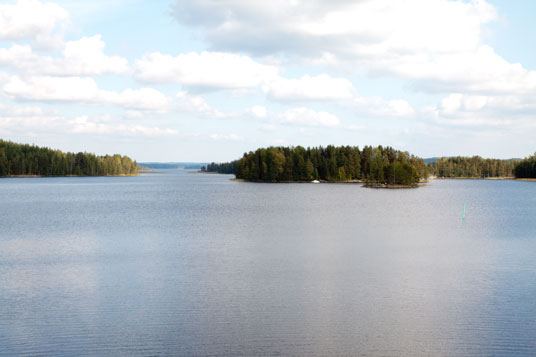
[
  {"left": 433, "top": 176, "right": 536, "bottom": 181},
  {"left": 231, "top": 176, "right": 535, "bottom": 185},
  {"left": 432, "top": 176, "right": 515, "bottom": 180}
]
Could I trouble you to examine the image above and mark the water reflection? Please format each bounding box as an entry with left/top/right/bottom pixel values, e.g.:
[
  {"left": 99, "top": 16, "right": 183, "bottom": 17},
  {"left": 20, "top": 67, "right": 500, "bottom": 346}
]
[{"left": 0, "top": 173, "right": 535, "bottom": 355}]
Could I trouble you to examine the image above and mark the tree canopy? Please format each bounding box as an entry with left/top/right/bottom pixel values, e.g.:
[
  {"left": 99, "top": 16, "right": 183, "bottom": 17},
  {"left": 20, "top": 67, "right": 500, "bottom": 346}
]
[
  {"left": 201, "top": 161, "right": 239, "bottom": 174},
  {"left": 427, "top": 156, "right": 518, "bottom": 178},
  {"left": 0, "top": 139, "right": 140, "bottom": 177},
  {"left": 514, "top": 154, "right": 536, "bottom": 178},
  {"left": 233, "top": 145, "right": 427, "bottom": 185}
]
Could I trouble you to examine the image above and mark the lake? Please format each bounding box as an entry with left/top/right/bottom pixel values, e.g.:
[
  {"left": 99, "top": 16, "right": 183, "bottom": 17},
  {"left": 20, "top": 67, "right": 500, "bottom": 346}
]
[{"left": 1, "top": 171, "right": 535, "bottom": 356}]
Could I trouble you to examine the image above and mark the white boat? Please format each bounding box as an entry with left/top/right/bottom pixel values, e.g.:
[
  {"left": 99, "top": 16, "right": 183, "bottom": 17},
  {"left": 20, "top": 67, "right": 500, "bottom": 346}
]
[{"left": 311, "top": 180, "right": 320, "bottom": 183}]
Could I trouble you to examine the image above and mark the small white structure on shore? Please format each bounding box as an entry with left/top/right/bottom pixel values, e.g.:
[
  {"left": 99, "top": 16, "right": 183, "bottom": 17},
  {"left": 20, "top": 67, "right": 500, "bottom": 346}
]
[{"left": 311, "top": 180, "right": 320, "bottom": 183}]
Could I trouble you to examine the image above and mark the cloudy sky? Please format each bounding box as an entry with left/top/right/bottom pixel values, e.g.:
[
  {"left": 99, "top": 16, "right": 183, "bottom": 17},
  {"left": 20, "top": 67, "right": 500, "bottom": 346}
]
[{"left": 1, "top": 0, "right": 535, "bottom": 162}]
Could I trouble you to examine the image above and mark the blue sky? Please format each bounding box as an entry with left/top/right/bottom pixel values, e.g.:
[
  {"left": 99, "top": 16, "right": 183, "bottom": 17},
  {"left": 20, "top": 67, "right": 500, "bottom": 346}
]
[{"left": 1, "top": 0, "right": 535, "bottom": 162}]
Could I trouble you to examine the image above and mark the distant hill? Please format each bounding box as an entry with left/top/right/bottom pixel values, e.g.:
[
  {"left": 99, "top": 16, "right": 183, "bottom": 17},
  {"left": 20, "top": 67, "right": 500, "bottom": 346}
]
[
  {"left": 139, "top": 162, "right": 208, "bottom": 170},
  {"left": 424, "top": 157, "right": 521, "bottom": 165},
  {"left": 423, "top": 157, "right": 439, "bottom": 165}
]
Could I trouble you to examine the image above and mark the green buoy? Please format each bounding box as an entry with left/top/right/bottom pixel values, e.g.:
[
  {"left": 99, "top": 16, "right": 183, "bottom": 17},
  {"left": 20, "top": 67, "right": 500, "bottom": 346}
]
[{"left": 462, "top": 202, "right": 466, "bottom": 220}]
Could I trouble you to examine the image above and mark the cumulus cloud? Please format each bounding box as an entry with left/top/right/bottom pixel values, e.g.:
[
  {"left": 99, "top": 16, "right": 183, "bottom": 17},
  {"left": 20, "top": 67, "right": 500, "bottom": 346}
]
[
  {"left": 133, "top": 50, "right": 415, "bottom": 113},
  {"left": 2, "top": 75, "right": 170, "bottom": 111},
  {"left": 262, "top": 74, "right": 355, "bottom": 101},
  {"left": 273, "top": 107, "right": 340, "bottom": 127},
  {"left": 424, "top": 92, "right": 536, "bottom": 127},
  {"left": 372, "top": 45, "right": 536, "bottom": 95},
  {"left": 171, "top": 0, "right": 496, "bottom": 58},
  {"left": 209, "top": 133, "right": 244, "bottom": 141},
  {"left": 0, "top": 104, "right": 178, "bottom": 137},
  {"left": 246, "top": 105, "right": 267, "bottom": 118},
  {"left": 1, "top": 74, "right": 235, "bottom": 118},
  {"left": 0, "top": 35, "right": 129, "bottom": 76},
  {"left": 0, "top": 104, "right": 61, "bottom": 134},
  {"left": 169, "top": 0, "right": 536, "bottom": 96},
  {"left": 0, "top": 0, "right": 70, "bottom": 49},
  {"left": 175, "top": 91, "right": 230, "bottom": 118},
  {"left": 134, "top": 51, "right": 278, "bottom": 90},
  {"left": 351, "top": 97, "right": 415, "bottom": 117},
  {"left": 70, "top": 116, "right": 178, "bottom": 136}
]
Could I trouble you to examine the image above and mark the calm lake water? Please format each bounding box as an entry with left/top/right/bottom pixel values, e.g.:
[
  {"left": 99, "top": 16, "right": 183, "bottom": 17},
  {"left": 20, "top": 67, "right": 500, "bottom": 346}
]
[{"left": 1, "top": 170, "right": 535, "bottom": 356}]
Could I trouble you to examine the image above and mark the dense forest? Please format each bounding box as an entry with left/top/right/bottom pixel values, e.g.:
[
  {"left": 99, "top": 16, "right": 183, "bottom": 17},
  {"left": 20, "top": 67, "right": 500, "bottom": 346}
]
[
  {"left": 514, "top": 154, "right": 536, "bottom": 178},
  {"left": 427, "top": 156, "right": 518, "bottom": 178},
  {"left": 0, "top": 139, "right": 140, "bottom": 177},
  {"left": 232, "top": 145, "right": 427, "bottom": 186},
  {"left": 201, "top": 160, "right": 239, "bottom": 174}
]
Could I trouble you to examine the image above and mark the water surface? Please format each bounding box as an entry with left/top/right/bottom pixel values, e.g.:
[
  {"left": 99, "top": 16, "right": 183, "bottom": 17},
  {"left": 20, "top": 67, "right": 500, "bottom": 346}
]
[{"left": 1, "top": 171, "right": 535, "bottom": 355}]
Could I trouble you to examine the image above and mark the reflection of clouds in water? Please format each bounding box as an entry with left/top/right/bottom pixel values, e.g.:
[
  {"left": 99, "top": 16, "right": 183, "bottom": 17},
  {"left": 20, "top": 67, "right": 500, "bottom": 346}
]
[
  {"left": 2, "top": 263, "right": 97, "bottom": 296},
  {"left": 0, "top": 234, "right": 98, "bottom": 295},
  {"left": 0, "top": 234, "right": 98, "bottom": 261}
]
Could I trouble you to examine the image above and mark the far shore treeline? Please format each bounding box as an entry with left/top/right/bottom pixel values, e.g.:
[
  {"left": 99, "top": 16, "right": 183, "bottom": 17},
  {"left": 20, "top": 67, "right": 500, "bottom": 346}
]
[
  {"left": 201, "top": 161, "right": 238, "bottom": 174},
  {"left": 205, "top": 145, "right": 428, "bottom": 186},
  {"left": 427, "top": 155, "right": 536, "bottom": 179},
  {"left": 203, "top": 148, "right": 536, "bottom": 182},
  {"left": 0, "top": 139, "right": 140, "bottom": 177},
  {"left": 514, "top": 154, "right": 536, "bottom": 178},
  {"left": 427, "top": 156, "right": 518, "bottom": 178}
]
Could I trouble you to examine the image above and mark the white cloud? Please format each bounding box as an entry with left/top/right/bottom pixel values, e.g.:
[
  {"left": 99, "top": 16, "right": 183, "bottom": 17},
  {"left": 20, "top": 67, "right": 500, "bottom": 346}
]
[
  {"left": 175, "top": 91, "right": 229, "bottom": 118},
  {"left": 60, "top": 35, "right": 129, "bottom": 75},
  {"left": 424, "top": 92, "right": 536, "bottom": 127},
  {"left": 260, "top": 123, "right": 276, "bottom": 131},
  {"left": 273, "top": 107, "right": 340, "bottom": 127},
  {"left": 1, "top": 75, "right": 235, "bottom": 118},
  {"left": 171, "top": 0, "right": 496, "bottom": 58},
  {"left": 170, "top": 0, "right": 536, "bottom": 96},
  {"left": 70, "top": 116, "right": 178, "bottom": 136},
  {"left": 262, "top": 74, "right": 355, "bottom": 101},
  {"left": 346, "top": 124, "right": 364, "bottom": 131},
  {"left": 0, "top": 0, "right": 70, "bottom": 49},
  {"left": 372, "top": 45, "right": 536, "bottom": 95},
  {"left": 134, "top": 51, "right": 278, "bottom": 90},
  {"left": 3, "top": 75, "right": 170, "bottom": 111},
  {"left": 0, "top": 104, "right": 62, "bottom": 133},
  {"left": 0, "top": 104, "right": 178, "bottom": 137},
  {"left": 351, "top": 97, "right": 415, "bottom": 117},
  {"left": 209, "top": 133, "right": 244, "bottom": 141},
  {"left": 124, "top": 110, "right": 144, "bottom": 119},
  {"left": 0, "top": 35, "right": 129, "bottom": 76},
  {"left": 0, "top": 103, "right": 43, "bottom": 116},
  {"left": 246, "top": 105, "right": 267, "bottom": 118}
]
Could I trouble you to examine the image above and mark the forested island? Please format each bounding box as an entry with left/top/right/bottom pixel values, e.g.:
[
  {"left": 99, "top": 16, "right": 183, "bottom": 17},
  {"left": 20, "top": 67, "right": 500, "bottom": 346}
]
[
  {"left": 0, "top": 139, "right": 140, "bottom": 177},
  {"left": 210, "top": 145, "right": 428, "bottom": 186},
  {"left": 204, "top": 148, "right": 536, "bottom": 184}
]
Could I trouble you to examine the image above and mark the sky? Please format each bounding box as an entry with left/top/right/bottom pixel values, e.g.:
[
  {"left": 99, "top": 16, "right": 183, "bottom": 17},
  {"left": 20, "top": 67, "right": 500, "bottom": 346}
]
[{"left": 0, "top": 0, "right": 535, "bottom": 162}]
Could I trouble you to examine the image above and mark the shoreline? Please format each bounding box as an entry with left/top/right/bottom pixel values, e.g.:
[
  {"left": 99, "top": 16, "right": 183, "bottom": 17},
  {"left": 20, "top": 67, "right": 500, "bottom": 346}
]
[
  {"left": 433, "top": 176, "right": 535, "bottom": 181},
  {"left": 1, "top": 173, "right": 141, "bottom": 178},
  {"left": 231, "top": 178, "right": 420, "bottom": 188},
  {"left": 432, "top": 176, "right": 515, "bottom": 180}
]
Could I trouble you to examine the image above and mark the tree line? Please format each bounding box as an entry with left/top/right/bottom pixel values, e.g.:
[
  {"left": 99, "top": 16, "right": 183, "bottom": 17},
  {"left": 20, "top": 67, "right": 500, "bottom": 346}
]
[
  {"left": 201, "top": 161, "right": 239, "bottom": 174},
  {"left": 230, "top": 145, "right": 427, "bottom": 185},
  {"left": 427, "top": 156, "right": 518, "bottom": 178},
  {"left": 514, "top": 154, "right": 536, "bottom": 178},
  {"left": 0, "top": 139, "right": 140, "bottom": 177}
]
